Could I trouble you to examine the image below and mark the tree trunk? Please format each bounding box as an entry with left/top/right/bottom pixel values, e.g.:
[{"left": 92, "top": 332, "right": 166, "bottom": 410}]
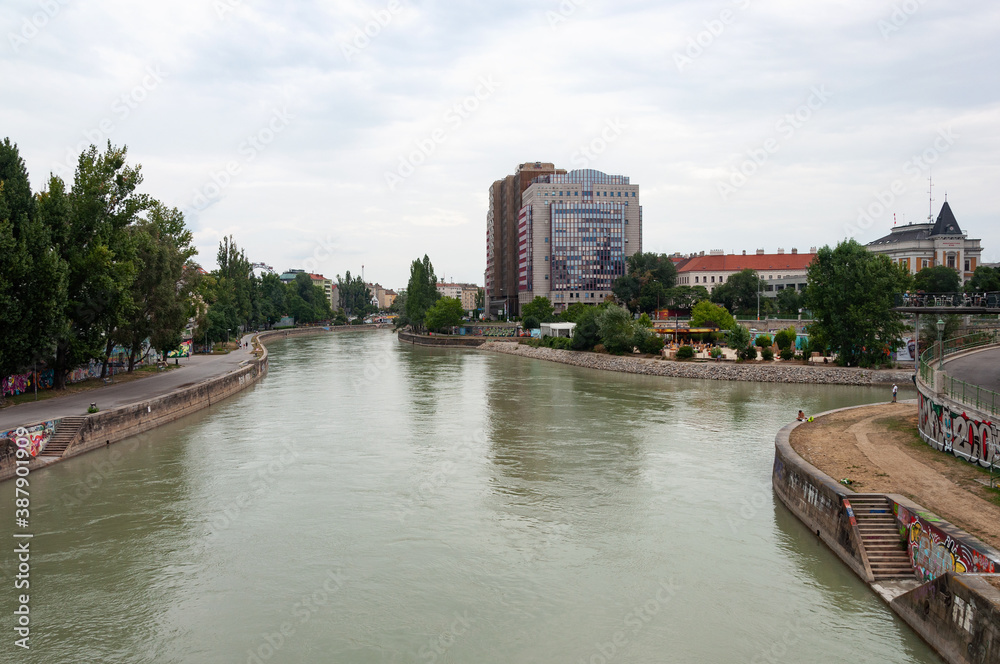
[
  {"left": 53, "top": 344, "right": 67, "bottom": 390},
  {"left": 100, "top": 334, "right": 114, "bottom": 379}
]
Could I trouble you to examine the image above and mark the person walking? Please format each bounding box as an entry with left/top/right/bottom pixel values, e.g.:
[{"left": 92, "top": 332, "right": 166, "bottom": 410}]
[{"left": 892, "top": 384, "right": 898, "bottom": 403}]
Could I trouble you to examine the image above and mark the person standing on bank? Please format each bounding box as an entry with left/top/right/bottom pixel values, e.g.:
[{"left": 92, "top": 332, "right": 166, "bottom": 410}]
[{"left": 892, "top": 384, "right": 898, "bottom": 403}]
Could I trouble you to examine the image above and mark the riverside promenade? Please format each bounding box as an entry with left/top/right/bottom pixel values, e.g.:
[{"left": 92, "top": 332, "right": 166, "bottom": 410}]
[{"left": 0, "top": 334, "right": 257, "bottom": 434}]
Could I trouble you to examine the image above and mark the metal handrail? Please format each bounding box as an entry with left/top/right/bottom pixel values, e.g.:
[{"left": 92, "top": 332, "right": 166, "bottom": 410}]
[
  {"left": 896, "top": 291, "right": 1000, "bottom": 308},
  {"left": 919, "top": 331, "right": 1000, "bottom": 415}
]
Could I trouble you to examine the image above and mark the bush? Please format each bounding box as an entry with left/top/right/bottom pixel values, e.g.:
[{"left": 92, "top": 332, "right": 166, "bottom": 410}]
[
  {"left": 522, "top": 315, "right": 540, "bottom": 330},
  {"left": 638, "top": 333, "right": 664, "bottom": 354},
  {"left": 761, "top": 347, "right": 774, "bottom": 361},
  {"left": 676, "top": 345, "right": 695, "bottom": 359},
  {"left": 774, "top": 326, "right": 796, "bottom": 351},
  {"left": 755, "top": 334, "right": 772, "bottom": 348},
  {"left": 738, "top": 345, "right": 758, "bottom": 361},
  {"left": 549, "top": 336, "right": 573, "bottom": 350},
  {"left": 593, "top": 344, "right": 607, "bottom": 354},
  {"left": 779, "top": 348, "right": 795, "bottom": 361},
  {"left": 709, "top": 346, "right": 722, "bottom": 359}
]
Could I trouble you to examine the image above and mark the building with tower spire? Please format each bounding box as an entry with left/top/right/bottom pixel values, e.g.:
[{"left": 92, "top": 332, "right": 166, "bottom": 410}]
[{"left": 867, "top": 200, "right": 982, "bottom": 284}]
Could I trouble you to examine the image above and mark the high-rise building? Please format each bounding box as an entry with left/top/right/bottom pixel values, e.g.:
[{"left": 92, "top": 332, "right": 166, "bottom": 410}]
[
  {"left": 486, "top": 162, "right": 566, "bottom": 317},
  {"left": 487, "top": 164, "right": 640, "bottom": 316}
]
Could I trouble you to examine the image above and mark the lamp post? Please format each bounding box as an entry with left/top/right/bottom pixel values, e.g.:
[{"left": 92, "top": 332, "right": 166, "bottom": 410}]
[
  {"left": 227, "top": 328, "right": 231, "bottom": 345},
  {"left": 936, "top": 318, "right": 945, "bottom": 370}
]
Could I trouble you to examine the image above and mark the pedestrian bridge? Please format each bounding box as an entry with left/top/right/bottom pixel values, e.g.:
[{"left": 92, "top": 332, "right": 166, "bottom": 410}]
[{"left": 894, "top": 291, "right": 1000, "bottom": 314}]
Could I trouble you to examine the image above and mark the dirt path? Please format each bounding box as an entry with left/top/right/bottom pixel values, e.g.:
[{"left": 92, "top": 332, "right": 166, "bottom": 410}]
[{"left": 790, "top": 402, "right": 1000, "bottom": 550}]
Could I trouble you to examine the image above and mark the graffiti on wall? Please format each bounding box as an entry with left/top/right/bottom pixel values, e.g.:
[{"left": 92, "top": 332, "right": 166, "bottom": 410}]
[
  {"left": 894, "top": 502, "right": 998, "bottom": 583},
  {"left": 167, "top": 340, "right": 192, "bottom": 358},
  {"left": 918, "top": 391, "right": 1000, "bottom": 468},
  {"left": 0, "top": 421, "right": 55, "bottom": 458}
]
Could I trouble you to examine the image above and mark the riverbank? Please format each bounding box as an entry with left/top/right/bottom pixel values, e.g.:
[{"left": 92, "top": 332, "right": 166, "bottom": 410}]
[
  {"left": 480, "top": 340, "right": 911, "bottom": 386},
  {"left": 0, "top": 326, "right": 383, "bottom": 481},
  {"left": 774, "top": 403, "right": 1000, "bottom": 664}
]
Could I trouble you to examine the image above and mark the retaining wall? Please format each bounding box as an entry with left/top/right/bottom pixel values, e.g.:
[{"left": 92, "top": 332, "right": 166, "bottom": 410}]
[
  {"left": 398, "top": 330, "right": 487, "bottom": 347},
  {"left": 0, "top": 325, "right": 370, "bottom": 481},
  {"left": 774, "top": 404, "right": 1000, "bottom": 664}
]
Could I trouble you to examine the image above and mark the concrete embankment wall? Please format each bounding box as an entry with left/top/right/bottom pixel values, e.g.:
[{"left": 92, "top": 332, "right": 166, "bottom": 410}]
[
  {"left": 398, "top": 330, "right": 487, "bottom": 347},
  {"left": 0, "top": 325, "right": 376, "bottom": 481},
  {"left": 772, "top": 417, "right": 871, "bottom": 582},
  {"left": 483, "top": 341, "right": 911, "bottom": 386},
  {"left": 893, "top": 573, "right": 1000, "bottom": 663},
  {"left": 773, "top": 405, "right": 1000, "bottom": 664}
]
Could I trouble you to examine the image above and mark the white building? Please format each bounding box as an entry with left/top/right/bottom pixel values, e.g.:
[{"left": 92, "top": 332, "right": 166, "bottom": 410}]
[{"left": 867, "top": 201, "right": 982, "bottom": 284}]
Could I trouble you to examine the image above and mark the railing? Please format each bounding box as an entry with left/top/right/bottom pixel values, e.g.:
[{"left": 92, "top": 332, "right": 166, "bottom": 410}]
[
  {"left": 919, "top": 330, "right": 1000, "bottom": 416},
  {"left": 942, "top": 376, "right": 1000, "bottom": 417},
  {"left": 895, "top": 291, "right": 1000, "bottom": 309}
]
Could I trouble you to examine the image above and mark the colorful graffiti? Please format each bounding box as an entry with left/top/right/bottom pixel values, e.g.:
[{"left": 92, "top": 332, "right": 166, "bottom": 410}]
[
  {"left": 1, "top": 369, "right": 55, "bottom": 397},
  {"left": 0, "top": 421, "right": 54, "bottom": 458},
  {"left": 167, "top": 340, "right": 192, "bottom": 358},
  {"left": 918, "top": 391, "right": 1000, "bottom": 468},
  {"left": 894, "top": 502, "right": 998, "bottom": 582}
]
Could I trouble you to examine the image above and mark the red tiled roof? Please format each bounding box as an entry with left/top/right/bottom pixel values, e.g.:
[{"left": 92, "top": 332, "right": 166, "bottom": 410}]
[{"left": 677, "top": 253, "right": 815, "bottom": 272}]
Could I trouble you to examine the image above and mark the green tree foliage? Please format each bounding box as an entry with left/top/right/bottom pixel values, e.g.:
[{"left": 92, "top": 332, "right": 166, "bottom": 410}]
[
  {"left": 256, "top": 272, "right": 288, "bottom": 329},
  {"left": 710, "top": 269, "right": 763, "bottom": 316},
  {"left": 474, "top": 288, "right": 484, "bottom": 314},
  {"left": 285, "top": 273, "right": 331, "bottom": 324},
  {"left": 404, "top": 255, "right": 439, "bottom": 333},
  {"left": 0, "top": 139, "right": 68, "bottom": 385},
  {"left": 804, "top": 239, "right": 911, "bottom": 367},
  {"left": 727, "top": 322, "right": 752, "bottom": 359},
  {"left": 424, "top": 297, "right": 464, "bottom": 332},
  {"left": 965, "top": 266, "right": 1000, "bottom": 293},
  {"left": 913, "top": 265, "right": 960, "bottom": 293},
  {"left": 775, "top": 288, "right": 803, "bottom": 317},
  {"left": 612, "top": 252, "right": 678, "bottom": 313},
  {"left": 754, "top": 334, "right": 772, "bottom": 348},
  {"left": 571, "top": 306, "right": 602, "bottom": 350},
  {"left": 559, "top": 302, "right": 591, "bottom": 323},
  {"left": 661, "top": 285, "right": 709, "bottom": 311},
  {"left": 597, "top": 304, "right": 636, "bottom": 354},
  {"left": 333, "top": 308, "right": 348, "bottom": 326},
  {"left": 520, "top": 296, "right": 555, "bottom": 322},
  {"left": 522, "top": 316, "right": 540, "bottom": 330},
  {"left": 337, "top": 271, "right": 372, "bottom": 318},
  {"left": 690, "top": 300, "right": 734, "bottom": 330},
  {"left": 675, "top": 345, "right": 695, "bottom": 360},
  {"left": 774, "top": 326, "right": 797, "bottom": 351}
]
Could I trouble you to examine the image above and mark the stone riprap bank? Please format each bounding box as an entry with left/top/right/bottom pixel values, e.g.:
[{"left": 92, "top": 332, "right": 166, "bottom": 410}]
[{"left": 481, "top": 341, "right": 911, "bottom": 386}]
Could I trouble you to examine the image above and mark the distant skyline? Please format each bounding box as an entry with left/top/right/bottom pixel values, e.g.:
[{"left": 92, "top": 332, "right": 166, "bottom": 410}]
[{"left": 3, "top": 1, "right": 998, "bottom": 288}]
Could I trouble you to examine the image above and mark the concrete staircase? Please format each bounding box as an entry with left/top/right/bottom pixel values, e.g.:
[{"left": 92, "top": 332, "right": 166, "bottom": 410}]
[
  {"left": 41, "top": 416, "right": 87, "bottom": 458},
  {"left": 850, "top": 495, "right": 914, "bottom": 581}
]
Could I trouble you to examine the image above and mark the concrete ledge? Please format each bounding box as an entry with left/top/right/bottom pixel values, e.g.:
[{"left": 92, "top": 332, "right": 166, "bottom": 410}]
[{"left": 398, "top": 330, "right": 487, "bottom": 347}]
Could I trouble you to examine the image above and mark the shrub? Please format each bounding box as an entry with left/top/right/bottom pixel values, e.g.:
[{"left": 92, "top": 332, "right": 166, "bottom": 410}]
[
  {"left": 755, "top": 334, "right": 772, "bottom": 348},
  {"left": 550, "top": 336, "right": 573, "bottom": 350},
  {"left": 779, "top": 348, "right": 795, "bottom": 361},
  {"left": 593, "top": 344, "right": 607, "bottom": 354},
  {"left": 709, "top": 347, "right": 722, "bottom": 359},
  {"left": 774, "top": 326, "right": 796, "bottom": 351},
  {"left": 761, "top": 347, "right": 774, "bottom": 361},
  {"left": 738, "top": 345, "right": 758, "bottom": 361},
  {"left": 522, "top": 315, "right": 540, "bottom": 330},
  {"left": 676, "top": 345, "right": 695, "bottom": 359},
  {"left": 638, "top": 333, "right": 664, "bottom": 354}
]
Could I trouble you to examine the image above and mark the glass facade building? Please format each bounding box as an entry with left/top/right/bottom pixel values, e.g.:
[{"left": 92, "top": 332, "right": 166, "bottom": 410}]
[{"left": 516, "top": 169, "right": 641, "bottom": 311}]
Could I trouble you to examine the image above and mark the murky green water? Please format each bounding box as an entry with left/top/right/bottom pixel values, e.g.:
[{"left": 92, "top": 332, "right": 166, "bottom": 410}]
[{"left": 1, "top": 331, "right": 936, "bottom": 663}]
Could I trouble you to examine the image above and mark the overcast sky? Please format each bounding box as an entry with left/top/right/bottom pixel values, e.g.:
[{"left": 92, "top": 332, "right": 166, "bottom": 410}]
[{"left": 3, "top": 0, "right": 998, "bottom": 288}]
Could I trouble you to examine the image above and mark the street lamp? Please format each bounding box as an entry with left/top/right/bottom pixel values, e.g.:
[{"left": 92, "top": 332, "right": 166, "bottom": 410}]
[
  {"left": 227, "top": 328, "right": 231, "bottom": 345},
  {"left": 936, "top": 318, "right": 945, "bottom": 369}
]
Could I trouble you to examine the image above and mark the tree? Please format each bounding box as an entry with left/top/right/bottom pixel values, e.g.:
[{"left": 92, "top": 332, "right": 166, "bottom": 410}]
[
  {"left": 571, "top": 306, "right": 602, "bottom": 350},
  {"left": 424, "top": 297, "right": 463, "bottom": 332},
  {"left": 804, "top": 239, "right": 911, "bottom": 367},
  {"left": 522, "top": 316, "right": 540, "bottom": 330},
  {"left": 965, "top": 266, "right": 1000, "bottom": 293},
  {"left": 521, "top": 296, "right": 555, "bottom": 322},
  {"left": 404, "top": 255, "right": 439, "bottom": 333},
  {"left": 662, "top": 285, "right": 709, "bottom": 311},
  {"left": 0, "top": 139, "right": 68, "bottom": 387},
  {"left": 690, "top": 300, "right": 734, "bottom": 330},
  {"left": 474, "top": 288, "right": 484, "bottom": 316},
  {"left": 914, "top": 265, "right": 960, "bottom": 293},
  {"left": 256, "top": 272, "right": 288, "bottom": 329},
  {"left": 710, "top": 269, "right": 762, "bottom": 316},
  {"left": 728, "top": 322, "right": 756, "bottom": 360},
  {"left": 337, "top": 271, "right": 373, "bottom": 318},
  {"left": 597, "top": 304, "right": 637, "bottom": 354},
  {"left": 612, "top": 252, "right": 678, "bottom": 314},
  {"left": 775, "top": 287, "right": 803, "bottom": 317}
]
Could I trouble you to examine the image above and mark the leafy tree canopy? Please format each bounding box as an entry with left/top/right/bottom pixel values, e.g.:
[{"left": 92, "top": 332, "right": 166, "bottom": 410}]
[
  {"left": 690, "top": 300, "right": 734, "bottom": 330},
  {"left": 804, "top": 239, "right": 911, "bottom": 367},
  {"left": 965, "top": 266, "right": 1000, "bottom": 293},
  {"left": 913, "top": 265, "right": 960, "bottom": 293},
  {"left": 521, "top": 296, "right": 555, "bottom": 322},
  {"left": 405, "top": 255, "right": 439, "bottom": 333},
  {"left": 710, "top": 269, "right": 762, "bottom": 316},
  {"left": 612, "top": 252, "right": 678, "bottom": 313},
  {"left": 424, "top": 296, "right": 464, "bottom": 332}
]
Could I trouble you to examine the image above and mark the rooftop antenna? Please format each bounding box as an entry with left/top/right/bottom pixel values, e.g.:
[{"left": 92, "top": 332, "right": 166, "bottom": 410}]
[{"left": 927, "top": 174, "right": 934, "bottom": 221}]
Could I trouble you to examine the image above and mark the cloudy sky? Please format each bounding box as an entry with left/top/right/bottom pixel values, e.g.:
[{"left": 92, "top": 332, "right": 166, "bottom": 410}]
[{"left": 3, "top": 0, "right": 998, "bottom": 288}]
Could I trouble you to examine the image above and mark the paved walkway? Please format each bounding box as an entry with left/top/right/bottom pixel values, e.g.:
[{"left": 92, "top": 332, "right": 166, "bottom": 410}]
[
  {"left": 945, "top": 346, "right": 1000, "bottom": 393},
  {"left": 0, "top": 335, "right": 257, "bottom": 432}
]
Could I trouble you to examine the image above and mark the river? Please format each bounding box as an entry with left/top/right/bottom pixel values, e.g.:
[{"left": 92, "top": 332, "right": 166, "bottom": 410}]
[{"left": 1, "top": 330, "right": 937, "bottom": 663}]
